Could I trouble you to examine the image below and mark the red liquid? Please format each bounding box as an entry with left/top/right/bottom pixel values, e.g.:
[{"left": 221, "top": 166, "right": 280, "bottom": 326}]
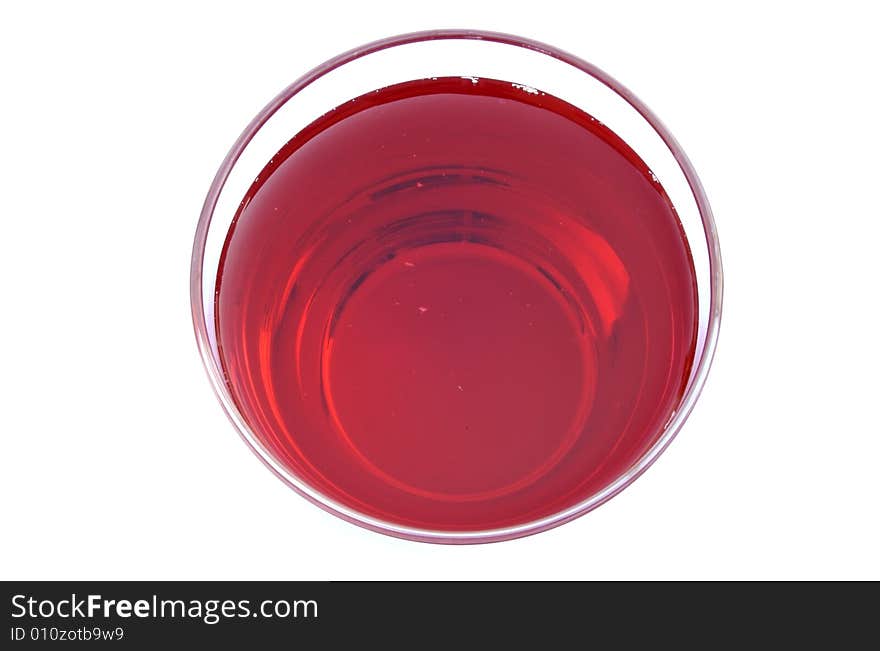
[{"left": 216, "top": 77, "right": 697, "bottom": 531}]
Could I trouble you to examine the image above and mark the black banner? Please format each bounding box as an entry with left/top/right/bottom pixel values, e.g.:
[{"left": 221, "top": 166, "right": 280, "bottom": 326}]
[{"left": 2, "top": 581, "right": 873, "bottom": 645}]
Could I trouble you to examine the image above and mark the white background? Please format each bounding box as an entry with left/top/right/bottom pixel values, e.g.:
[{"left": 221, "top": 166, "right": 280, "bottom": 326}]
[{"left": 2, "top": 1, "right": 878, "bottom": 580}]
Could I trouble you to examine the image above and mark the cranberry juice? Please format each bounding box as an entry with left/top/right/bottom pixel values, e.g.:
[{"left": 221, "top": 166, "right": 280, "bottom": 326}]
[{"left": 215, "top": 77, "right": 697, "bottom": 532}]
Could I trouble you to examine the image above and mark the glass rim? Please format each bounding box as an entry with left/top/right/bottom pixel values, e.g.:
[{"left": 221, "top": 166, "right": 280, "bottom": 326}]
[{"left": 190, "top": 29, "right": 724, "bottom": 544}]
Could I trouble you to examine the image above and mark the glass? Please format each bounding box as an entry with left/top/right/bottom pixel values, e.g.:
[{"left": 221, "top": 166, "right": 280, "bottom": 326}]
[{"left": 190, "top": 30, "right": 723, "bottom": 543}]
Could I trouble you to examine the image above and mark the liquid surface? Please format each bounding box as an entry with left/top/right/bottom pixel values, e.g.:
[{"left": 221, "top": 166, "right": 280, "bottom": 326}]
[{"left": 215, "top": 77, "right": 697, "bottom": 531}]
